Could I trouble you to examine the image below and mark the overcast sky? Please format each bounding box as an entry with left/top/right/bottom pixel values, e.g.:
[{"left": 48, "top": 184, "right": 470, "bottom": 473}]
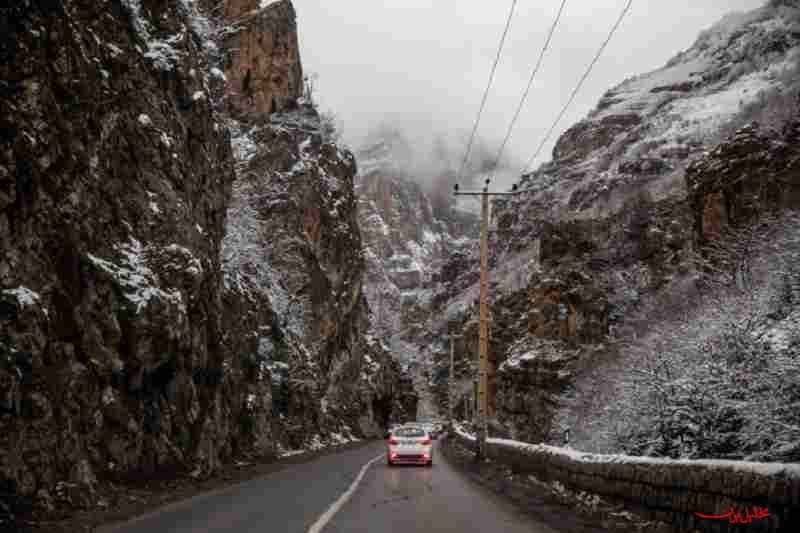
[{"left": 294, "top": 0, "right": 766, "bottom": 179}]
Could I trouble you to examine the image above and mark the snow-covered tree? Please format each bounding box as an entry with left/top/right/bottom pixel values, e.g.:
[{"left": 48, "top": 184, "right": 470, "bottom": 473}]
[{"left": 606, "top": 212, "right": 800, "bottom": 461}]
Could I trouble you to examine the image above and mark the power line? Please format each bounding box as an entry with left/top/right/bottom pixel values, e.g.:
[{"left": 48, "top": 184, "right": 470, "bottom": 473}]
[
  {"left": 489, "top": 0, "right": 568, "bottom": 174},
  {"left": 523, "top": 0, "right": 633, "bottom": 174},
  {"left": 456, "top": 0, "right": 518, "bottom": 184}
]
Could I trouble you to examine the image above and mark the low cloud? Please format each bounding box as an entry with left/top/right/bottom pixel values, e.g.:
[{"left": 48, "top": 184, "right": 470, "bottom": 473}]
[{"left": 296, "top": 0, "right": 765, "bottom": 182}]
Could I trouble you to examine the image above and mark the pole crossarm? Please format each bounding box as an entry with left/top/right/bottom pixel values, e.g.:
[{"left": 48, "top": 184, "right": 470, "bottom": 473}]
[{"left": 454, "top": 191, "right": 520, "bottom": 196}]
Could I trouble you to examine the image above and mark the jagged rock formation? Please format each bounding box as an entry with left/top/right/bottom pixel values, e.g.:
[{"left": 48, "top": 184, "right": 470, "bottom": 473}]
[
  {"left": 435, "top": 2, "right": 800, "bottom": 448},
  {"left": 0, "top": 0, "right": 414, "bottom": 526},
  {"left": 216, "top": 0, "right": 303, "bottom": 117}
]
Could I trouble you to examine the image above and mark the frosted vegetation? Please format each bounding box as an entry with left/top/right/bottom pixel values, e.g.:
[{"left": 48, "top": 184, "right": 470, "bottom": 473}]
[
  {"left": 223, "top": 120, "right": 309, "bottom": 339},
  {"left": 557, "top": 213, "right": 800, "bottom": 462}
]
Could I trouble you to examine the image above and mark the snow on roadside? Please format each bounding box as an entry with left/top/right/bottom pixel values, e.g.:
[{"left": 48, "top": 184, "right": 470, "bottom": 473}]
[
  {"left": 452, "top": 426, "right": 800, "bottom": 478},
  {"left": 454, "top": 424, "right": 477, "bottom": 442},
  {"left": 278, "top": 434, "right": 360, "bottom": 458},
  {"left": 279, "top": 448, "right": 306, "bottom": 458}
]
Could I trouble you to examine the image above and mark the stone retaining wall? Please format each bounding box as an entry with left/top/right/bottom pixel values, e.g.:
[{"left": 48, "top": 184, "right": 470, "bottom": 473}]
[{"left": 450, "top": 431, "right": 800, "bottom": 532}]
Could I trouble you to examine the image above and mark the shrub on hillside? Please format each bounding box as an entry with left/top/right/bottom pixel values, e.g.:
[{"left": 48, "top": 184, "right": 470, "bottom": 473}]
[{"left": 605, "top": 213, "right": 800, "bottom": 461}]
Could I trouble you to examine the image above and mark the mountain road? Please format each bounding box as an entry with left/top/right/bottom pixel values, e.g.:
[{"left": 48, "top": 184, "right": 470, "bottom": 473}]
[{"left": 99, "top": 439, "right": 560, "bottom": 533}]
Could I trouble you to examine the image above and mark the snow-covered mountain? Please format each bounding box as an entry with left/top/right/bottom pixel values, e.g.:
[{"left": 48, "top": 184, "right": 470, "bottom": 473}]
[
  {"left": 436, "top": 0, "right": 800, "bottom": 460},
  {"left": 503, "top": 1, "right": 800, "bottom": 230}
]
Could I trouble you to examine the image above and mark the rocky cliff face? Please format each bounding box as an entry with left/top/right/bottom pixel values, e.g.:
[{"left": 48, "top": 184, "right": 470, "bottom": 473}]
[
  {"left": 212, "top": 0, "right": 417, "bottom": 450},
  {"left": 0, "top": 0, "right": 413, "bottom": 526},
  {"left": 687, "top": 119, "right": 800, "bottom": 246},
  {"left": 1, "top": 0, "right": 236, "bottom": 516},
  {"left": 437, "top": 2, "right": 800, "bottom": 447},
  {"left": 216, "top": 0, "right": 303, "bottom": 118},
  {"left": 222, "top": 106, "right": 414, "bottom": 449}
]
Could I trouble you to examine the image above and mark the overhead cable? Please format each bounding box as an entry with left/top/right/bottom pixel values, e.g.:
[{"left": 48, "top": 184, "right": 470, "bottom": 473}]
[
  {"left": 523, "top": 0, "right": 634, "bottom": 174},
  {"left": 456, "top": 0, "right": 519, "bottom": 184},
  {"left": 490, "top": 0, "right": 569, "bottom": 174}
]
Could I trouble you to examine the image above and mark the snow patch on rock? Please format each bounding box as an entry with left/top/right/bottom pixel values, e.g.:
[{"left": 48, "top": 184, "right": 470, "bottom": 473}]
[
  {"left": 88, "top": 237, "right": 186, "bottom": 315},
  {"left": 2, "top": 286, "right": 42, "bottom": 308}
]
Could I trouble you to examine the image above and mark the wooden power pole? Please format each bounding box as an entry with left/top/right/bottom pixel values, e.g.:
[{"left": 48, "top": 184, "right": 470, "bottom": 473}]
[
  {"left": 449, "top": 330, "right": 462, "bottom": 429},
  {"left": 476, "top": 191, "right": 490, "bottom": 457},
  {"left": 449, "top": 333, "right": 455, "bottom": 427},
  {"left": 454, "top": 178, "right": 518, "bottom": 460}
]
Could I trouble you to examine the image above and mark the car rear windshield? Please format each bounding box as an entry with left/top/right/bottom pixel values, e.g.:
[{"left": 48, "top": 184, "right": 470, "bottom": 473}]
[{"left": 394, "top": 428, "right": 426, "bottom": 438}]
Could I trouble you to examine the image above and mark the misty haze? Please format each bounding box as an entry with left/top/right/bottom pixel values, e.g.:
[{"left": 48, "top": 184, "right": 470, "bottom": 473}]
[{"left": 1, "top": 1, "right": 798, "bottom": 532}]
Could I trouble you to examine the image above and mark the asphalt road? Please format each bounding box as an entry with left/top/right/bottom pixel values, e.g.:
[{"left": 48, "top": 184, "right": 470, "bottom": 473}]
[{"left": 101, "top": 439, "right": 559, "bottom": 533}]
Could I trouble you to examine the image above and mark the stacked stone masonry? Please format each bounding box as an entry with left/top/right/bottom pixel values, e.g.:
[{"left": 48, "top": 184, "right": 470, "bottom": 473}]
[{"left": 451, "top": 433, "right": 799, "bottom": 532}]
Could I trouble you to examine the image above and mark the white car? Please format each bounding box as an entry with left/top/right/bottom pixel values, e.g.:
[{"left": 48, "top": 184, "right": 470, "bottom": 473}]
[{"left": 387, "top": 426, "right": 433, "bottom": 466}]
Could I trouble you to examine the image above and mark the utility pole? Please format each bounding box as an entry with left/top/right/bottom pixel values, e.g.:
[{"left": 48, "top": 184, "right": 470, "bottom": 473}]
[
  {"left": 450, "top": 333, "right": 455, "bottom": 427},
  {"left": 476, "top": 190, "right": 490, "bottom": 456},
  {"left": 472, "top": 377, "right": 478, "bottom": 430},
  {"left": 449, "top": 330, "right": 462, "bottom": 429},
  {"left": 462, "top": 378, "right": 469, "bottom": 422},
  {"left": 453, "top": 178, "right": 518, "bottom": 460},
  {"left": 377, "top": 288, "right": 383, "bottom": 338}
]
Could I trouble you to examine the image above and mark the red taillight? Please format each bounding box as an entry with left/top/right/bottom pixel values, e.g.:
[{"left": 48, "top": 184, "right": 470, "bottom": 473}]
[
  {"left": 389, "top": 438, "right": 398, "bottom": 445},
  {"left": 422, "top": 438, "right": 431, "bottom": 445}
]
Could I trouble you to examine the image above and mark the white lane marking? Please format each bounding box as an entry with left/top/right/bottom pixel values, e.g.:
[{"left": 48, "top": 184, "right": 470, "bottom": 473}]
[{"left": 307, "top": 453, "right": 383, "bottom": 533}]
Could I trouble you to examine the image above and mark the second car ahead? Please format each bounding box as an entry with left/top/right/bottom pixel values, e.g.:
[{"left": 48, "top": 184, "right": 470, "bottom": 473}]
[{"left": 387, "top": 426, "right": 433, "bottom": 467}]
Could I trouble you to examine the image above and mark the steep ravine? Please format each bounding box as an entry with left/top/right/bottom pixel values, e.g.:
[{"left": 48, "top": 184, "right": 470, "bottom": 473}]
[
  {"left": 355, "top": 128, "right": 479, "bottom": 421},
  {"left": 0, "top": 0, "right": 415, "bottom": 527}
]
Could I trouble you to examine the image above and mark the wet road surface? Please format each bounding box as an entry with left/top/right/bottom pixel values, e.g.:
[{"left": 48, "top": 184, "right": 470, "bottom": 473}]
[
  {"left": 101, "top": 440, "right": 560, "bottom": 533},
  {"left": 326, "top": 443, "right": 558, "bottom": 533}
]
